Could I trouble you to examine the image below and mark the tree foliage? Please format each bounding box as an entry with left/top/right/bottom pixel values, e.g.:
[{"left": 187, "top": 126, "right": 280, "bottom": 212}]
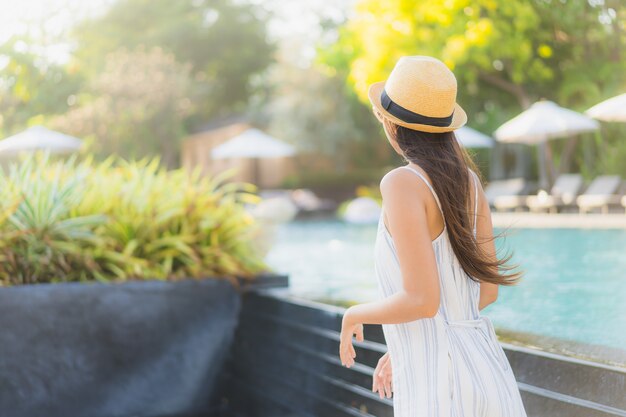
[
  {"left": 0, "top": 36, "right": 82, "bottom": 137},
  {"left": 71, "top": 0, "right": 275, "bottom": 121},
  {"left": 51, "top": 47, "right": 192, "bottom": 167},
  {"left": 0, "top": 0, "right": 275, "bottom": 165},
  {"left": 319, "top": 0, "right": 625, "bottom": 132}
]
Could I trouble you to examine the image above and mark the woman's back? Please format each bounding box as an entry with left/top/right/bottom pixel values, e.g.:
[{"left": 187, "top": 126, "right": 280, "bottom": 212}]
[{"left": 374, "top": 164, "right": 527, "bottom": 417}]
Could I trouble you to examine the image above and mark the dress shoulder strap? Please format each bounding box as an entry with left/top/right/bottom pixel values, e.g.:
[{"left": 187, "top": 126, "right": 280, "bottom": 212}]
[
  {"left": 401, "top": 165, "right": 479, "bottom": 237},
  {"left": 468, "top": 168, "right": 479, "bottom": 237},
  {"left": 400, "top": 165, "right": 444, "bottom": 217}
]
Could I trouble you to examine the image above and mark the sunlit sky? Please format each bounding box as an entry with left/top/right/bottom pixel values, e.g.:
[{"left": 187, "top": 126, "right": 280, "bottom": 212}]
[{"left": 0, "top": 0, "right": 351, "bottom": 65}]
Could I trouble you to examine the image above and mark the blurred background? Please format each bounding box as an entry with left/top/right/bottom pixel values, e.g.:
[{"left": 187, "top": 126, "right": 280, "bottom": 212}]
[
  {"left": 1, "top": 0, "right": 626, "bottom": 366},
  {"left": 4, "top": 0, "right": 624, "bottom": 182}
]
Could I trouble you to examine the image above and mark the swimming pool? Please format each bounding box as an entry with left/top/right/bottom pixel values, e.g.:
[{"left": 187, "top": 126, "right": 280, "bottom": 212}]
[{"left": 264, "top": 218, "right": 626, "bottom": 352}]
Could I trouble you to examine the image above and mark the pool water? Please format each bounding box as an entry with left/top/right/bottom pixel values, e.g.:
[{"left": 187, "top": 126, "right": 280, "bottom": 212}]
[{"left": 264, "top": 218, "right": 626, "bottom": 351}]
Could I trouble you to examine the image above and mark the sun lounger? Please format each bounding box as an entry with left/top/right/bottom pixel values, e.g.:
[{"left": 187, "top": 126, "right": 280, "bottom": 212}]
[
  {"left": 622, "top": 195, "right": 626, "bottom": 214},
  {"left": 526, "top": 173, "right": 584, "bottom": 213},
  {"left": 575, "top": 175, "right": 624, "bottom": 214},
  {"left": 290, "top": 188, "right": 336, "bottom": 212},
  {"left": 485, "top": 178, "right": 533, "bottom": 212}
]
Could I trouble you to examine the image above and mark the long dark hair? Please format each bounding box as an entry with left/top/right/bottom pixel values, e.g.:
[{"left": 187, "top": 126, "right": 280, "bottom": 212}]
[{"left": 383, "top": 117, "right": 523, "bottom": 286}]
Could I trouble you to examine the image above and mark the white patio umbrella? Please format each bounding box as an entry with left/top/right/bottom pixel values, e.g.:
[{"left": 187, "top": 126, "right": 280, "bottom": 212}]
[
  {"left": 211, "top": 128, "right": 296, "bottom": 186},
  {"left": 494, "top": 101, "right": 599, "bottom": 144},
  {"left": 0, "top": 125, "right": 82, "bottom": 158},
  {"left": 585, "top": 93, "right": 626, "bottom": 122},
  {"left": 455, "top": 126, "right": 494, "bottom": 148},
  {"left": 211, "top": 128, "right": 295, "bottom": 159},
  {"left": 494, "top": 100, "right": 599, "bottom": 189}
]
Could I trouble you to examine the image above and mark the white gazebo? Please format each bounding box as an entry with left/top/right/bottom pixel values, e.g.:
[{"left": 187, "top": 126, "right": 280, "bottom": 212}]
[
  {"left": 0, "top": 126, "right": 82, "bottom": 158},
  {"left": 585, "top": 93, "right": 626, "bottom": 122},
  {"left": 494, "top": 100, "right": 599, "bottom": 190},
  {"left": 211, "top": 128, "right": 296, "bottom": 187},
  {"left": 455, "top": 126, "right": 495, "bottom": 148}
]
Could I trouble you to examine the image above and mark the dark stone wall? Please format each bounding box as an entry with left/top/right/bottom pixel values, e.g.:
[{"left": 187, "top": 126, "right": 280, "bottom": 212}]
[{"left": 0, "top": 278, "right": 242, "bottom": 417}]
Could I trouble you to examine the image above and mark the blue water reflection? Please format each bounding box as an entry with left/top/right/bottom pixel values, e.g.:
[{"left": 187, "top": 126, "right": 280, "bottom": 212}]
[{"left": 265, "top": 219, "right": 626, "bottom": 349}]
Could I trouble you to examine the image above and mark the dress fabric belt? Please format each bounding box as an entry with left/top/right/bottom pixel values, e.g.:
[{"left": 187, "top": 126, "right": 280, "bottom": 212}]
[
  {"left": 444, "top": 316, "right": 490, "bottom": 328},
  {"left": 443, "top": 315, "right": 510, "bottom": 372}
]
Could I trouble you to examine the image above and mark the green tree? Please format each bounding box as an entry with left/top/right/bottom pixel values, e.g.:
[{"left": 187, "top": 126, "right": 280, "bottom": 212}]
[
  {"left": 319, "top": 0, "right": 625, "bottom": 131},
  {"left": 51, "top": 47, "right": 192, "bottom": 167},
  {"left": 0, "top": 36, "right": 82, "bottom": 137},
  {"left": 71, "top": 0, "right": 275, "bottom": 123}
]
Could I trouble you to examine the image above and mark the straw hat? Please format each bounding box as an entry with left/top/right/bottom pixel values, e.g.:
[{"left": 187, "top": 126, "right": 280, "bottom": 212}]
[{"left": 368, "top": 56, "right": 467, "bottom": 133}]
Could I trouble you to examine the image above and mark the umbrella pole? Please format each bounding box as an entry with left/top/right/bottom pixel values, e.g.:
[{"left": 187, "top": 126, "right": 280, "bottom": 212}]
[
  {"left": 544, "top": 140, "right": 556, "bottom": 187},
  {"left": 537, "top": 142, "right": 548, "bottom": 191}
]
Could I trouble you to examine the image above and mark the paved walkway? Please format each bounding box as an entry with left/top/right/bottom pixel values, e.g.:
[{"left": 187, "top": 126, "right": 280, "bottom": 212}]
[{"left": 491, "top": 212, "right": 626, "bottom": 229}]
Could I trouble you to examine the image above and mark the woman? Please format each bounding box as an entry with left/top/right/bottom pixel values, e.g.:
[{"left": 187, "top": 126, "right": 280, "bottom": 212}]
[{"left": 338, "top": 56, "right": 528, "bottom": 417}]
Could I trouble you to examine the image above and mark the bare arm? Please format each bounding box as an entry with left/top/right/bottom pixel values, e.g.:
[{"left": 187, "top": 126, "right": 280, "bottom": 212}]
[
  {"left": 345, "top": 168, "right": 441, "bottom": 325},
  {"left": 474, "top": 176, "right": 499, "bottom": 310}
]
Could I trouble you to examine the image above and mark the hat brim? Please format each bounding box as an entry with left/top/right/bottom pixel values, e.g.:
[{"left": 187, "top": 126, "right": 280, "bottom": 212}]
[{"left": 368, "top": 81, "right": 467, "bottom": 133}]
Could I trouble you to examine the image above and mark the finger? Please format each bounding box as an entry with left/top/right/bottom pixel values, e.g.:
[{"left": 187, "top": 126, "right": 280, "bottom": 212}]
[
  {"left": 380, "top": 364, "right": 392, "bottom": 398},
  {"left": 343, "top": 351, "right": 353, "bottom": 367},
  {"left": 384, "top": 371, "right": 393, "bottom": 397},
  {"left": 372, "top": 371, "right": 379, "bottom": 392},
  {"left": 381, "top": 373, "right": 390, "bottom": 398},
  {"left": 383, "top": 381, "right": 391, "bottom": 398},
  {"left": 342, "top": 345, "right": 354, "bottom": 367},
  {"left": 349, "top": 343, "right": 356, "bottom": 358},
  {"left": 373, "top": 356, "right": 387, "bottom": 392},
  {"left": 339, "top": 344, "right": 349, "bottom": 367},
  {"left": 373, "top": 373, "right": 383, "bottom": 398},
  {"left": 339, "top": 333, "right": 352, "bottom": 363}
]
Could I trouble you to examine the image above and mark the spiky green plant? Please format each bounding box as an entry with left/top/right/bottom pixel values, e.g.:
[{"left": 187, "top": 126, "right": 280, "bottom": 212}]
[{"left": 0, "top": 151, "right": 269, "bottom": 286}]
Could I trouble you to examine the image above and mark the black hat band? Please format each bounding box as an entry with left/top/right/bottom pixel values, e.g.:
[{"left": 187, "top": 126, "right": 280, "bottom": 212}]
[{"left": 381, "top": 89, "right": 454, "bottom": 127}]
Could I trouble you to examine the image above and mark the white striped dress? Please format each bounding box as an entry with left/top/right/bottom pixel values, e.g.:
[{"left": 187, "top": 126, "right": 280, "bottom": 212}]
[{"left": 374, "top": 165, "right": 528, "bottom": 417}]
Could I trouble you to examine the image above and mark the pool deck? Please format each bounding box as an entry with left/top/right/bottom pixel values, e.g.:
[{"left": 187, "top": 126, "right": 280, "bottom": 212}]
[{"left": 491, "top": 212, "right": 626, "bottom": 229}]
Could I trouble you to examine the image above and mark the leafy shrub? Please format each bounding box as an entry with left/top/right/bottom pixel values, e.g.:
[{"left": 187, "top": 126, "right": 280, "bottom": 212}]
[{"left": 0, "top": 152, "right": 269, "bottom": 286}]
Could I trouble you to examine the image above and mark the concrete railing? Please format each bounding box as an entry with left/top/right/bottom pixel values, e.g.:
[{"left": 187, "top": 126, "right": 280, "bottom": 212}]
[{"left": 214, "top": 287, "right": 626, "bottom": 417}]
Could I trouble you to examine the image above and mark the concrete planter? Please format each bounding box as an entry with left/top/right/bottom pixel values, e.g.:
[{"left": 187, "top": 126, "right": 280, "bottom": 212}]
[{"left": 0, "top": 274, "right": 286, "bottom": 417}]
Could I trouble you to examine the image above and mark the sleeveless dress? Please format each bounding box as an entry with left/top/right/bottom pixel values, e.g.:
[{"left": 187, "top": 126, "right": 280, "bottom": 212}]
[{"left": 374, "top": 165, "right": 528, "bottom": 417}]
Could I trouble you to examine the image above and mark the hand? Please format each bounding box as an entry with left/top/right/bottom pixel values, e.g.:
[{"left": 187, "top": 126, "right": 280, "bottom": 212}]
[
  {"left": 339, "top": 307, "right": 364, "bottom": 368},
  {"left": 372, "top": 351, "right": 393, "bottom": 399}
]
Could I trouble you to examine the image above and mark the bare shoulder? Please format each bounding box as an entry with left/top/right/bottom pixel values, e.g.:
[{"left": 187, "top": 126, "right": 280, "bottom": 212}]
[
  {"left": 380, "top": 166, "right": 406, "bottom": 191},
  {"left": 380, "top": 167, "right": 430, "bottom": 209},
  {"left": 379, "top": 164, "right": 429, "bottom": 197}
]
